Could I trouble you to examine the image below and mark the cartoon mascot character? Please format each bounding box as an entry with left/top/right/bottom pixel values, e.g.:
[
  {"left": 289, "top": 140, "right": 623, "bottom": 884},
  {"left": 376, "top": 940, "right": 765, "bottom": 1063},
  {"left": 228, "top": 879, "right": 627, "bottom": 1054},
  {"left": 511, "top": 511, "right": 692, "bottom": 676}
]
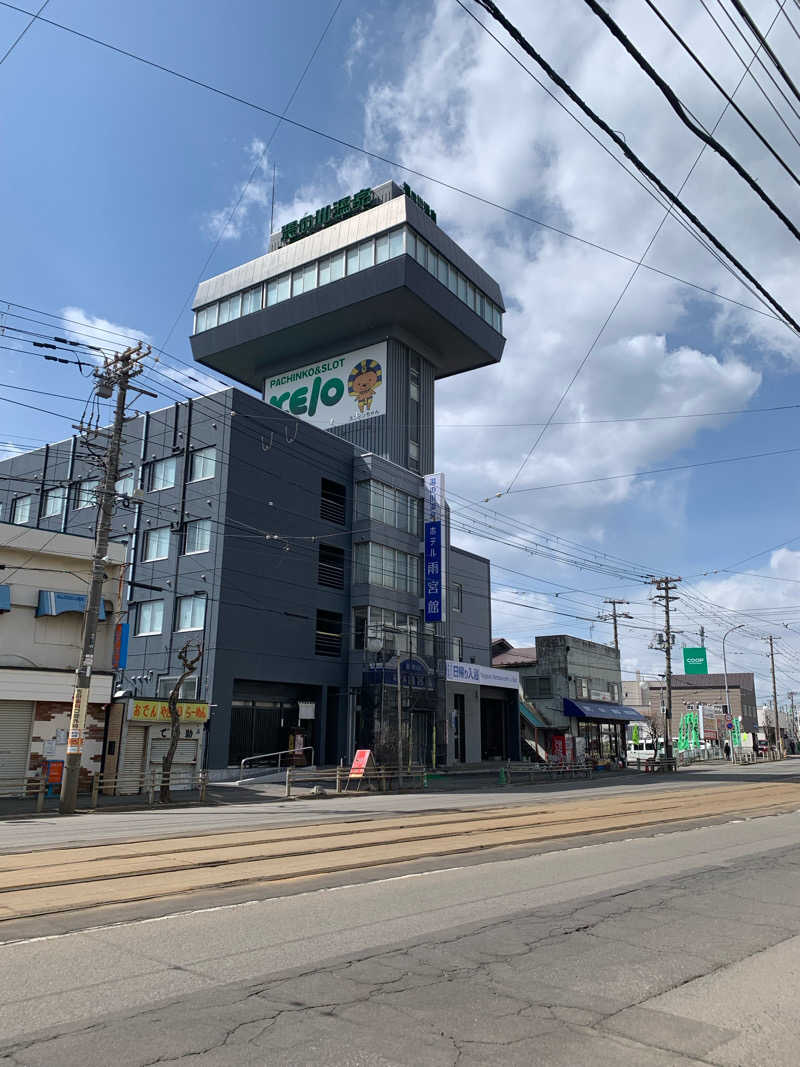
[{"left": 348, "top": 358, "right": 383, "bottom": 413}]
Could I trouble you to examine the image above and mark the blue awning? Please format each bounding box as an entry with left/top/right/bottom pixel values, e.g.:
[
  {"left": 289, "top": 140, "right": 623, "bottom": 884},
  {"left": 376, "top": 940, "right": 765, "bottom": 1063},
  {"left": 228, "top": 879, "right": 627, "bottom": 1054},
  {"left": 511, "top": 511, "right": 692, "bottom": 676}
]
[
  {"left": 36, "top": 591, "right": 106, "bottom": 621},
  {"left": 563, "top": 698, "right": 647, "bottom": 723},
  {"left": 0, "top": 585, "right": 10, "bottom": 613},
  {"left": 519, "top": 698, "right": 547, "bottom": 729}
]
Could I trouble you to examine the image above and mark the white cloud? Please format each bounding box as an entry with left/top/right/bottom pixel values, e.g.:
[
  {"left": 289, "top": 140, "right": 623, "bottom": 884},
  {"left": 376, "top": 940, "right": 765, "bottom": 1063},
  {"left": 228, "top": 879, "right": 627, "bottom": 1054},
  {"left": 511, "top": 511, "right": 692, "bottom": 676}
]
[
  {"left": 205, "top": 138, "right": 272, "bottom": 242},
  {"left": 60, "top": 307, "right": 151, "bottom": 363},
  {"left": 358, "top": 0, "right": 794, "bottom": 539},
  {"left": 345, "top": 15, "right": 371, "bottom": 79}
]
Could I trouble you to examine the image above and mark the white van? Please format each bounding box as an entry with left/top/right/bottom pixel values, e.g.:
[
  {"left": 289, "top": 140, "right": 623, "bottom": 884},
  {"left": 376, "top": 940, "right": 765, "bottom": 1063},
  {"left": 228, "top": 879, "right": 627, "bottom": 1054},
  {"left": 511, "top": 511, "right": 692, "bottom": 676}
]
[{"left": 626, "top": 738, "right": 661, "bottom": 762}]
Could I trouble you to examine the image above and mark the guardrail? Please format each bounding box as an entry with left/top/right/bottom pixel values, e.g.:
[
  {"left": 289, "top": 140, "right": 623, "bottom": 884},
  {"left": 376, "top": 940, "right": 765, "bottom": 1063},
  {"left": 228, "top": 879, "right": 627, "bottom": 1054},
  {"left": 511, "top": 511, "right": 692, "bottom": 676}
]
[
  {"left": 0, "top": 767, "right": 208, "bottom": 811},
  {"left": 239, "top": 746, "right": 314, "bottom": 781},
  {"left": 275, "top": 759, "right": 595, "bottom": 798}
]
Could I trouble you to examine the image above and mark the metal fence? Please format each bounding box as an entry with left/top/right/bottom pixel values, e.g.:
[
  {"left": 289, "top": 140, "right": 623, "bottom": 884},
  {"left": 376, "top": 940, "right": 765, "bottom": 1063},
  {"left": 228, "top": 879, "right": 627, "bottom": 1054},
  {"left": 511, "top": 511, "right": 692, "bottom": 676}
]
[{"left": 0, "top": 767, "right": 207, "bottom": 811}]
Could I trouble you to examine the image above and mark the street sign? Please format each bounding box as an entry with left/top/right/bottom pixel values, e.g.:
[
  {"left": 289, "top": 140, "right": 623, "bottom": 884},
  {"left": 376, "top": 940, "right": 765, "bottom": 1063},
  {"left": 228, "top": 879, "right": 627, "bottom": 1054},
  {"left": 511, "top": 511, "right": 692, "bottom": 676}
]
[
  {"left": 726, "top": 721, "right": 734, "bottom": 730},
  {"left": 683, "top": 647, "right": 708, "bottom": 674}
]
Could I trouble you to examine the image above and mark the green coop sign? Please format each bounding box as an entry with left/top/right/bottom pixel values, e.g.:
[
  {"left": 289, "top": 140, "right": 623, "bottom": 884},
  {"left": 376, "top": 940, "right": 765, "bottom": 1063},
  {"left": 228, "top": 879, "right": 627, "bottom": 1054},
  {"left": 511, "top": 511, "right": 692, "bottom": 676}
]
[{"left": 683, "top": 647, "right": 708, "bottom": 674}]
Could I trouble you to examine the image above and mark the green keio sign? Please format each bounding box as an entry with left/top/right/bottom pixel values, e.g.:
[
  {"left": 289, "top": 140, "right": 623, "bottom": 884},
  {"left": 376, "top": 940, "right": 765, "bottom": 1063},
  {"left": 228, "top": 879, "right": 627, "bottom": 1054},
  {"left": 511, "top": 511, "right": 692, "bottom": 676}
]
[{"left": 683, "top": 647, "right": 708, "bottom": 674}]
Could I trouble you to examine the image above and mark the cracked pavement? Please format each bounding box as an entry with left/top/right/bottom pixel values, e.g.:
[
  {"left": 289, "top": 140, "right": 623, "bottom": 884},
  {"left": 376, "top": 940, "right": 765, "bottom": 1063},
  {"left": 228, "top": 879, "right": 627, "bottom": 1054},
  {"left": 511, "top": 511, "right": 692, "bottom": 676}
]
[{"left": 2, "top": 812, "right": 800, "bottom": 1065}]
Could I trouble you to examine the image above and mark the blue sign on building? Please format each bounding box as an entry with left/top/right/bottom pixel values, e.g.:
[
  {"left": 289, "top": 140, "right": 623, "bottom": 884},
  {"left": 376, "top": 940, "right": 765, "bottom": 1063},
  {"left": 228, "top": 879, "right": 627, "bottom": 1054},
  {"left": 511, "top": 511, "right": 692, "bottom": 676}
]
[{"left": 425, "top": 520, "right": 443, "bottom": 622}]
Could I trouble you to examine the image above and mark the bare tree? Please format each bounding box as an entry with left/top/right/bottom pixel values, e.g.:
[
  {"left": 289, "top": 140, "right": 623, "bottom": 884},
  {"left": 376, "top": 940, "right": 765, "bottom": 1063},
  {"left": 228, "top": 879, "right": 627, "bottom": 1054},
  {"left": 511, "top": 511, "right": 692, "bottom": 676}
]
[
  {"left": 643, "top": 715, "right": 661, "bottom": 759},
  {"left": 161, "top": 641, "right": 203, "bottom": 803}
]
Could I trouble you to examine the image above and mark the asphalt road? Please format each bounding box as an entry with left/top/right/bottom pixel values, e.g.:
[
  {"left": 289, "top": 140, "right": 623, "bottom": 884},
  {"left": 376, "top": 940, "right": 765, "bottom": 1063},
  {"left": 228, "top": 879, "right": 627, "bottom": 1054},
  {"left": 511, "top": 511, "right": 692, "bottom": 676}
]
[{"left": 2, "top": 774, "right": 800, "bottom": 1063}]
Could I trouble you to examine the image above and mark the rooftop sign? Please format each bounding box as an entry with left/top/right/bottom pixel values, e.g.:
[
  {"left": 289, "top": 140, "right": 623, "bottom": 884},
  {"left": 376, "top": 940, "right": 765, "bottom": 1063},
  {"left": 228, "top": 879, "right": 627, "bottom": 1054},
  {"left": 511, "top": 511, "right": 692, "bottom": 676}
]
[
  {"left": 280, "top": 187, "right": 376, "bottom": 245},
  {"left": 403, "top": 183, "right": 436, "bottom": 223}
]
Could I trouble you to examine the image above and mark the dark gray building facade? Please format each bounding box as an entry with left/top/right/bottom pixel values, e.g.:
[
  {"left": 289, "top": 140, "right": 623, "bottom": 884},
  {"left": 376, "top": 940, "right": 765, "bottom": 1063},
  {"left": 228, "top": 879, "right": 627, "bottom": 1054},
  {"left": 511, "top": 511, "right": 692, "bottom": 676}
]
[{"left": 0, "top": 180, "right": 514, "bottom": 774}]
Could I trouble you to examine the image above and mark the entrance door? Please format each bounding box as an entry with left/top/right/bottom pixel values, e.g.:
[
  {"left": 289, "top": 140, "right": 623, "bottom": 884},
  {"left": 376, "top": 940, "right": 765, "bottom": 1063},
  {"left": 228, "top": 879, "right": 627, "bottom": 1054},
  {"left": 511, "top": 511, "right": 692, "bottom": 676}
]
[
  {"left": 228, "top": 701, "right": 295, "bottom": 767},
  {"left": 452, "top": 694, "right": 466, "bottom": 763},
  {"left": 0, "top": 700, "right": 33, "bottom": 793},
  {"left": 480, "top": 698, "right": 507, "bottom": 760}
]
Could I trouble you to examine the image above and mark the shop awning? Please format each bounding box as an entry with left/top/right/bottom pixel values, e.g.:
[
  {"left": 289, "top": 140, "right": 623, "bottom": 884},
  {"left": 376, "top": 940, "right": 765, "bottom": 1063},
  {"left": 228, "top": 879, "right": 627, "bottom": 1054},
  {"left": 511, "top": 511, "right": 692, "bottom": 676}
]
[
  {"left": 563, "top": 698, "right": 647, "bottom": 723},
  {"left": 519, "top": 698, "right": 547, "bottom": 729},
  {"left": 36, "top": 590, "right": 106, "bottom": 621},
  {"left": 0, "top": 585, "right": 10, "bottom": 613}
]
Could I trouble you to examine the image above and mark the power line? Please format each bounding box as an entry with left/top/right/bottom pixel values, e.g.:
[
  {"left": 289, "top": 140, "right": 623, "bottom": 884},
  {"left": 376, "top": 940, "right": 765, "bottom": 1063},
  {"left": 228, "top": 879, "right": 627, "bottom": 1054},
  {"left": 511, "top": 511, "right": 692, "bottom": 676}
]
[
  {"left": 468, "top": 0, "right": 800, "bottom": 332},
  {"left": 641, "top": 0, "right": 800, "bottom": 189},
  {"left": 0, "top": 5, "right": 787, "bottom": 325},
  {"left": 700, "top": 0, "right": 800, "bottom": 141},
  {"left": 502, "top": 444, "right": 800, "bottom": 496},
  {"left": 728, "top": 0, "right": 800, "bottom": 107},
  {"left": 467, "top": 0, "right": 800, "bottom": 497},
  {"left": 0, "top": 0, "right": 47, "bottom": 66},
  {"left": 581, "top": 0, "right": 800, "bottom": 243},
  {"left": 158, "top": 0, "right": 345, "bottom": 355}
]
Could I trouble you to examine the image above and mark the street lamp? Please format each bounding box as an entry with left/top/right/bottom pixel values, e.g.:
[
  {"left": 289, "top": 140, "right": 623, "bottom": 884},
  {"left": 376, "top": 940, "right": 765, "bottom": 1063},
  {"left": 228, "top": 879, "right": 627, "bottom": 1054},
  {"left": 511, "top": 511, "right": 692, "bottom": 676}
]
[{"left": 722, "top": 624, "right": 744, "bottom": 761}]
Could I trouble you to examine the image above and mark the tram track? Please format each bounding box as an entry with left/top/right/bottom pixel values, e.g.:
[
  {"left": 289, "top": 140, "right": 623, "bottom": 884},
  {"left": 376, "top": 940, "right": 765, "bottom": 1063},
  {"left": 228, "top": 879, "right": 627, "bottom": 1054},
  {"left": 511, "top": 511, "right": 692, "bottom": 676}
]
[{"left": 2, "top": 780, "right": 799, "bottom": 922}]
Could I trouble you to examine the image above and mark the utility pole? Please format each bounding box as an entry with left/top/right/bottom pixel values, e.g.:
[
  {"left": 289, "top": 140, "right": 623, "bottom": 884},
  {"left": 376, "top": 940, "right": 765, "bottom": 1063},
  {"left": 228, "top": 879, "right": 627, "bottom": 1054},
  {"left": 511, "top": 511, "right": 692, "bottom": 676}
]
[
  {"left": 767, "top": 636, "right": 783, "bottom": 759},
  {"left": 699, "top": 625, "right": 705, "bottom": 647},
  {"left": 789, "top": 691, "right": 797, "bottom": 746},
  {"left": 601, "top": 598, "right": 633, "bottom": 652},
  {"left": 650, "top": 578, "right": 681, "bottom": 762},
  {"left": 60, "top": 344, "right": 149, "bottom": 814}
]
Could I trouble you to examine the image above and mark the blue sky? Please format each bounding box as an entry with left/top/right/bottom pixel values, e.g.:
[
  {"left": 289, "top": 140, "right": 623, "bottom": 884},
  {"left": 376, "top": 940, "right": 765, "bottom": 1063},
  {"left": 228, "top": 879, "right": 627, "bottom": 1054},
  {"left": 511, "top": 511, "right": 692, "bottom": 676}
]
[{"left": 2, "top": 0, "right": 800, "bottom": 698}]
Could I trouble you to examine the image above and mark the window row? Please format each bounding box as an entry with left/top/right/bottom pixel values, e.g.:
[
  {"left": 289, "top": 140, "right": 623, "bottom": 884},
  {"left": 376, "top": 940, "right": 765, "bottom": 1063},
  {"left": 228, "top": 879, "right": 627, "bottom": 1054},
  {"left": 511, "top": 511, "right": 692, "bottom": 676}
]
[
  {"left": 354, "top": 541, "right": 420, "bottom": 594},
  {"left": 356, "top": 480, "right": 420, "bottom": 535},
  {"left": 7, "top": 449, "right": 216, "bottom": 525},
  {"left": 405, "top": 229, "right": 503, "bottom": 332},
  {"left": 142, "top": 519, "right": 212, "bottom": 562},
  {"left": 194, "top": 226, "right": 503, "bottom": 336},
  {"left": 353, "top": 606, "right": 420, "bottom": 653},
  {"left": 134, "top": 594, "right": 207, "bottom": 636}
]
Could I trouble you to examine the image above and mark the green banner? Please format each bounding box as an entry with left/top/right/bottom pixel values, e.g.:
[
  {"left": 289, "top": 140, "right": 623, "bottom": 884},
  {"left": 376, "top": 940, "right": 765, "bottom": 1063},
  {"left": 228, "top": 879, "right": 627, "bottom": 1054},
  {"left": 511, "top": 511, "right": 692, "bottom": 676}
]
[{"left": 683, "top": 647, "right": 708, "bottom": 674}]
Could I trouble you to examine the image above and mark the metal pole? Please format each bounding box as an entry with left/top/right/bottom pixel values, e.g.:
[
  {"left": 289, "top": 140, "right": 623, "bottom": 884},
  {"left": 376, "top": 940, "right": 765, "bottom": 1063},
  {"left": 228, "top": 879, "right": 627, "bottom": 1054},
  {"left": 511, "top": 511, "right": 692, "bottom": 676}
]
[
  {"left": 769, "top": 636, "right": 783, "bottom": 759},
  {"left": 60, "top": 345, "right": 147, "bottom": 814},
  {"left": 723, "top": 624, "right": 744, "bottom": 760},
  {"left": 397, "top": 651, "right": 403, "bottom": 786},
  {"left": 663, "top": 583, "right": 674, "bottom": 763}
]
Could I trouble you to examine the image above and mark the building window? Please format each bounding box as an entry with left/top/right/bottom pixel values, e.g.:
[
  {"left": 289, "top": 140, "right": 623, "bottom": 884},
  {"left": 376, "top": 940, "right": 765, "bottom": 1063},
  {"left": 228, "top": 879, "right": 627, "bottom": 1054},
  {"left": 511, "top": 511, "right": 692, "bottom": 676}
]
[
  {"left": 318, "top": 543, "right": 345, "bottom": 589},
  {"left": 218, "top": 292, "right": 241, "bottom": 325},
  {"left": 523, "top": 676, "right": 552, "bottom": 700},
  {"left": 452, "top": 636, "right": 464, "bottom": 661},
  {"left": 575, "top": 677, "right": 589, "bottom": 699},
  {"left": 116, "top": 471, "right": 135, "bottom": 496},
  {"left": 610, "top": 682, "right": 620, "bottom": 703},
  {"left": 11, "top": 495, "right": 32, "bottom": 524},
  {"left": 183, "top": 518, "right": 211, "bottom": 555},
  {"left": 357, "top": 480, "right": 420, "bottom": 534},
  {"left": 176, "top": 594, "right": 206, "bottom": 631},
  {"left": 196, "top": 304, "right": 218, "bottom": 333},
  {"left": 320, "top": 478, "right": 346, "bottom": 524},
  {"left": 267, "top": 273, "right": 291, "bottom": 306},
  {"left": 75, "top": 478, "right": 100, "bottom": 510},
  {"left": 189, "top": 446, "right": 216, "bottom": 482},
  {"left": 148, "top": 456, "right": 177, "bottom": 492},
  {"left": 156, "top": 675, "right": 199, "bottom": 699},
  {"left": 408, "top": 439, "right": 420, "bottom": 472},
  {"left": 241, "top": 285, "right": 262, "bottom": 315},
  {"left": 453, "top": 583, "right": 463, "bottom": 612},
  {"left": 389, "top": 227, "right": 404, "bottom": 257},
  {"left": 315, "top": 609, "right": 342, "bottom": 657},
  {"left": 42, "top": 486, "right": 66, "bottom": 518},
  {"left": 135, "top": 600, "right": 164, "bottom": 636},
  {"left": 354, "top": 541, "right": 420, "bottom": 594},
  {"left": 142, "top": 526, "right": 170, "bottom": 562},
  {"left": 353, "top": 606, "right": 418, "bottom": 653}
]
